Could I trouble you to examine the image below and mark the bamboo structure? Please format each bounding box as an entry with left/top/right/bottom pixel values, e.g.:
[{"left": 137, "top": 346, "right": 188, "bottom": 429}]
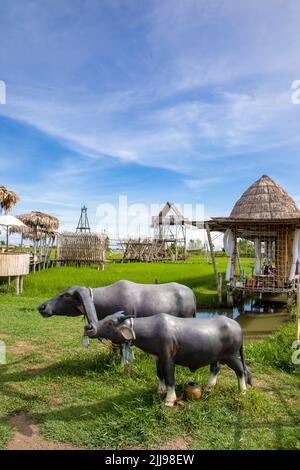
[
  {"left": 121, "top": 238, "right": 167, "bottom": 262},
  {"left": 57, "top": 232, "right": 106, "bottom": 269},
  {"left": 15, "top": 211, "right": 59, "bottom": 271},
  {"left": 122, "top": 202, "right": 195, "bottom": 262},
  {"left": 152, "top": 202, "right": 189, "bottom": 260},
  {"left": 207, "top": 175, "right": 300, "bottom": 299}
]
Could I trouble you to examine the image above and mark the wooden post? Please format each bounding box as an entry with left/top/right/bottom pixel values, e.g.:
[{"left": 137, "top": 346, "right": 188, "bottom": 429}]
[
  {"left": 217, "top": 273, "right": 223, "bottom": 305},
  {"left": 296, "top": 285, "right": 300, "bottom": 341},
  {"left": 33, "top": 238, "right": 36, "bottom": 273},
  {"left": 16, "top": 276, "right": 20, "bottom": 295},
  {"left": 236, "top": 245, "right": 242, "bottom": 276},
  {"left": 20, "top": 275, "right": 24, "bottom": 294},
  {"left": 205, "top": 224, "right": 218, "bottom": 288}
]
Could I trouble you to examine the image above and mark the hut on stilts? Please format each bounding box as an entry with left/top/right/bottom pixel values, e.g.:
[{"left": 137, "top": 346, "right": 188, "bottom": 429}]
[
  {"left": 15, "top": 211, "right": 59, "bottom": 271},
  {"left": 206, "top": 175, "right": 300, "bottom": 304}
]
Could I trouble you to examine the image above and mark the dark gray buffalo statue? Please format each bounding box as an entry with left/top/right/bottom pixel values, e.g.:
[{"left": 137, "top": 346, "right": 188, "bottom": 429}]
[
  {"left": 38, "top": 280, "right": 196, "bottom": 324},
  {"left": 85, "top": 312, "right": 252, "bottom": 407}
]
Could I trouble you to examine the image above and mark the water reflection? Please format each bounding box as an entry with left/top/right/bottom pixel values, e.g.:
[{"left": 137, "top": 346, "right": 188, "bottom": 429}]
[{"left": 196, "top": 300, "right": 290, "bottom": 340}]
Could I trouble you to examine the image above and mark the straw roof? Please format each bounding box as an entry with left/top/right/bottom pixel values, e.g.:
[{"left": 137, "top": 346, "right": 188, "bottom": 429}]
[
  {"left": 17, "top": 211, "right": 59, "bottom": 231},
  {"left": 230, "top": 175, "right": 300, "bottom": 220},
  {"left": 0, "top": 186, "right": 19, "bottom": 213},
  {"left": 9, "top": 225, "right": 45, "bottom": 240}
]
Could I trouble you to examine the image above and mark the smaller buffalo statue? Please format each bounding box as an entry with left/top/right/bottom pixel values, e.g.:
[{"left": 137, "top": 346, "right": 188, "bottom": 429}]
[
  {"left": 38, "top": 280, "right": 196, "bottom": 325},
  {"left": 85, "top": 312, "right": 252, "bottom": 407}
]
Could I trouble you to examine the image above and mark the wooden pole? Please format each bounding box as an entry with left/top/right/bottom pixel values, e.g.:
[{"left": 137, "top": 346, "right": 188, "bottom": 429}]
[
  {"left": 218, "top": 273, "right": 223, "bottom": 304},
  {"left": 16, "top": 276, "right": 20, "bottom": 295},
  {"left": 296, "top": 284, "right": 300, "bottom": 341},
  {"left": 236, "top": 245, "right": 242, "bottom": 276},
  {"left": 205, "top": 224, "right": 218, "bottom": 287}
]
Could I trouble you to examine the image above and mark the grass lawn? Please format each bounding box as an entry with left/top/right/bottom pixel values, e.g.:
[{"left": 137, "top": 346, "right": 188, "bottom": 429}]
[
  {"left": 4, "top": 256, "right": 242, "bottom": 306},
  {"left": 0, "top": 262, "right": 299, "bottom": 450}
]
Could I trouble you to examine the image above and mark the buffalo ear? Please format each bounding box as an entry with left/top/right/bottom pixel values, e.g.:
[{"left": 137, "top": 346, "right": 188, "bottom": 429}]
[
  {"left": 74, "top": 287, "right": 98, "bottom": 325},
  {"left": 119, "top": 325, "right": 135, "bottom": 341}
]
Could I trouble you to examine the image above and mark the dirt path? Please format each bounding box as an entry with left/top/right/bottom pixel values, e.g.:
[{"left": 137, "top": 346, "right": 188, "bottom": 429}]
[{"left": 7, "top": 412, "right": 81, "bottom": 450}]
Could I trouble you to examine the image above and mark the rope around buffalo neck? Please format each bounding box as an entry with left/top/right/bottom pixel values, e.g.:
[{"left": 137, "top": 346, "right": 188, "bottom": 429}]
[
  {"left": 88, "top": 287, "right": 94, "bottom": 302},
  {"left": 128, "top": 317, "right": 136, "bottom": 340},
  {"left": 81, "top": 287, "right": 95, "bottom": 347}
]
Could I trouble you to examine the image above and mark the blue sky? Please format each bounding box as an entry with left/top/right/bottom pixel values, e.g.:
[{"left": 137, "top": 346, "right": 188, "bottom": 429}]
[{"left": 0, "top": 0, "right": 300, "bottom": 237}]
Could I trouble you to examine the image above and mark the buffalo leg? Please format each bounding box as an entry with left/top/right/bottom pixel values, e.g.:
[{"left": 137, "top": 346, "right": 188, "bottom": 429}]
[
  {"left": 207, "top": 361, "right": 220, "bottom": 388},
  {"left": 223, "top": 356, "right": 247, "bottom": 392},
  {"left": 159, "top": 359, "right": 176, "bottom": 407},
  {"left": 156, "top": 360, "right": 167, "bottom": 396}
]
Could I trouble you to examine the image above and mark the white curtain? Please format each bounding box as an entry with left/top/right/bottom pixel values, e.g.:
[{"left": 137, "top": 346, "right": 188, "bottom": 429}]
[
  {"left": 267, "top": 241, "right": 273, "bottom": 267},
  {"left": 288, "top": 229, "right": 300, "bottom": 281},
  {"left": 254, "top": 238, "right": 261, "bottom": 275},
  {"left": 223, "top": 229, "right": 235, "bottom": 281}
]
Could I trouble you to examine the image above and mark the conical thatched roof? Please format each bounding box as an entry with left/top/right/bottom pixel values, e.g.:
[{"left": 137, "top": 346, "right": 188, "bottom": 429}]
[
  {"left": 230, "top": 175, "right": 300, "bottom": 220},
  {"left": 17, "top": 211, "right": 59, "bottom": 231}
]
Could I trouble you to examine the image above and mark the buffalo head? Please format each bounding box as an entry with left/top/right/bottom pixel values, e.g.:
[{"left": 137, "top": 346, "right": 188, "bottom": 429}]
[
  {"left": 38, "top": 286, "right": 98, "bottom": 325},
  {"left": 84, "top": 311, "right": 135, "bottom": 343}
]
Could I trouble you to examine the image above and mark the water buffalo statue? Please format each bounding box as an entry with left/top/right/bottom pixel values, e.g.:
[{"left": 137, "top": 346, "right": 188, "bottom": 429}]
[
  {"left": 84, "top": 311, "right": 252, "bottom": 407},
  {"left": 38, "top": 280, "right": 196, "bottom": 325}
]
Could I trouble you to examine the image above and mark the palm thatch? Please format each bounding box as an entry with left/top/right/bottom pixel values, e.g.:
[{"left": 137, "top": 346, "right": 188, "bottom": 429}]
[
  {"left": 9, "top": 225, "right": 47, "bottom": 240},
  {"left": 17, "top": 211, "right": 59, "bottom": 232},
  {"left": 0, "top": 186, "right": 19, "bottom": 213},
  {"left": 230, "top": 175, "right": 300, "bottom": 220}
]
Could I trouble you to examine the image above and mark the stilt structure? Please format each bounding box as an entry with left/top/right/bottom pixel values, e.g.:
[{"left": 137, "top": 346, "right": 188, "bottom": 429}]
[
  {"left": 151, "top": 202, "right": 189, "bottom": 261},
  {"left": 16, "top": 211, "right": 59, "bottom": 271},
  {"left": 206, "top": 175, "right": 300, "bottom": 303},
  {"left": 57, "top": 232, "right": 105, "bottom": 269},
  {"left": 121, "top": 202, "right": 204, "bottom": 262}
]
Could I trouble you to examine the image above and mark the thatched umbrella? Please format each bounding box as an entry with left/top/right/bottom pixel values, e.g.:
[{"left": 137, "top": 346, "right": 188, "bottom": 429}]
[
  {"left": 17, "top": 211, "right": 59, "bottom": 231},
  {"left": 16, "top": 212, "right": 59, "bottom": 271},
  {"left": 0, "top": 186, "right": 19, "bottom": 214},
  {"left": 9, "top": 225, "right": 44, "bottom": 242}
]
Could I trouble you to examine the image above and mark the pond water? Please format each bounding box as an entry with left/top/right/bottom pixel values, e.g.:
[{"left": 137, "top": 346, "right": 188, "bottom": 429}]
[{"left": 196, "top": 300, "right": 290, "bottom": 340}]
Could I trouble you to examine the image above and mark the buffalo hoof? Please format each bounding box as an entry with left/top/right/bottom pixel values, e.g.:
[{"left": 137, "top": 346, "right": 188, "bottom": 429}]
[{"left": 164, "top": 400, "right": 176, "bottom": 408}]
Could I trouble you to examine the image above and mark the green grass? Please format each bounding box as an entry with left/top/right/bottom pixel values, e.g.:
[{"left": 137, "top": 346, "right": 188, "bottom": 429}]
[
  {"left": 0, "top": 262, "right": 299, "bottom": 450},
  {"left": 1, "top": 257, "right": 239, "bottom": 306}
]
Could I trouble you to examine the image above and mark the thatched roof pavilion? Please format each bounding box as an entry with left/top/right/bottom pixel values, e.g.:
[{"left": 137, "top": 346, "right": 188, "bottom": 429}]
[
  {"left": 0, "top": 186, "right": 19, "bottom": 213},
  {"left": 206, "top": 175, "right": 300, "bottom": 297},
  {"left": 17, "top": 211, "right": 59, "bottom": 233}
]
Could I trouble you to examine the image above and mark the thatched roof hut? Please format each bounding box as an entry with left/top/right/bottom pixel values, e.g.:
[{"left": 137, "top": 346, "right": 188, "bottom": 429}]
[
  {"left": 206, "top": 175, "right": 300, "bottom": 296},
  {"left": 0, "top": 186, "right": 19, "bottom": 213},
  {"left": 230, "top": 175, "right": 300, "bottom": 220},
  {"left": 17, "top": 211, "right": 59, "bottom": 232}
]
